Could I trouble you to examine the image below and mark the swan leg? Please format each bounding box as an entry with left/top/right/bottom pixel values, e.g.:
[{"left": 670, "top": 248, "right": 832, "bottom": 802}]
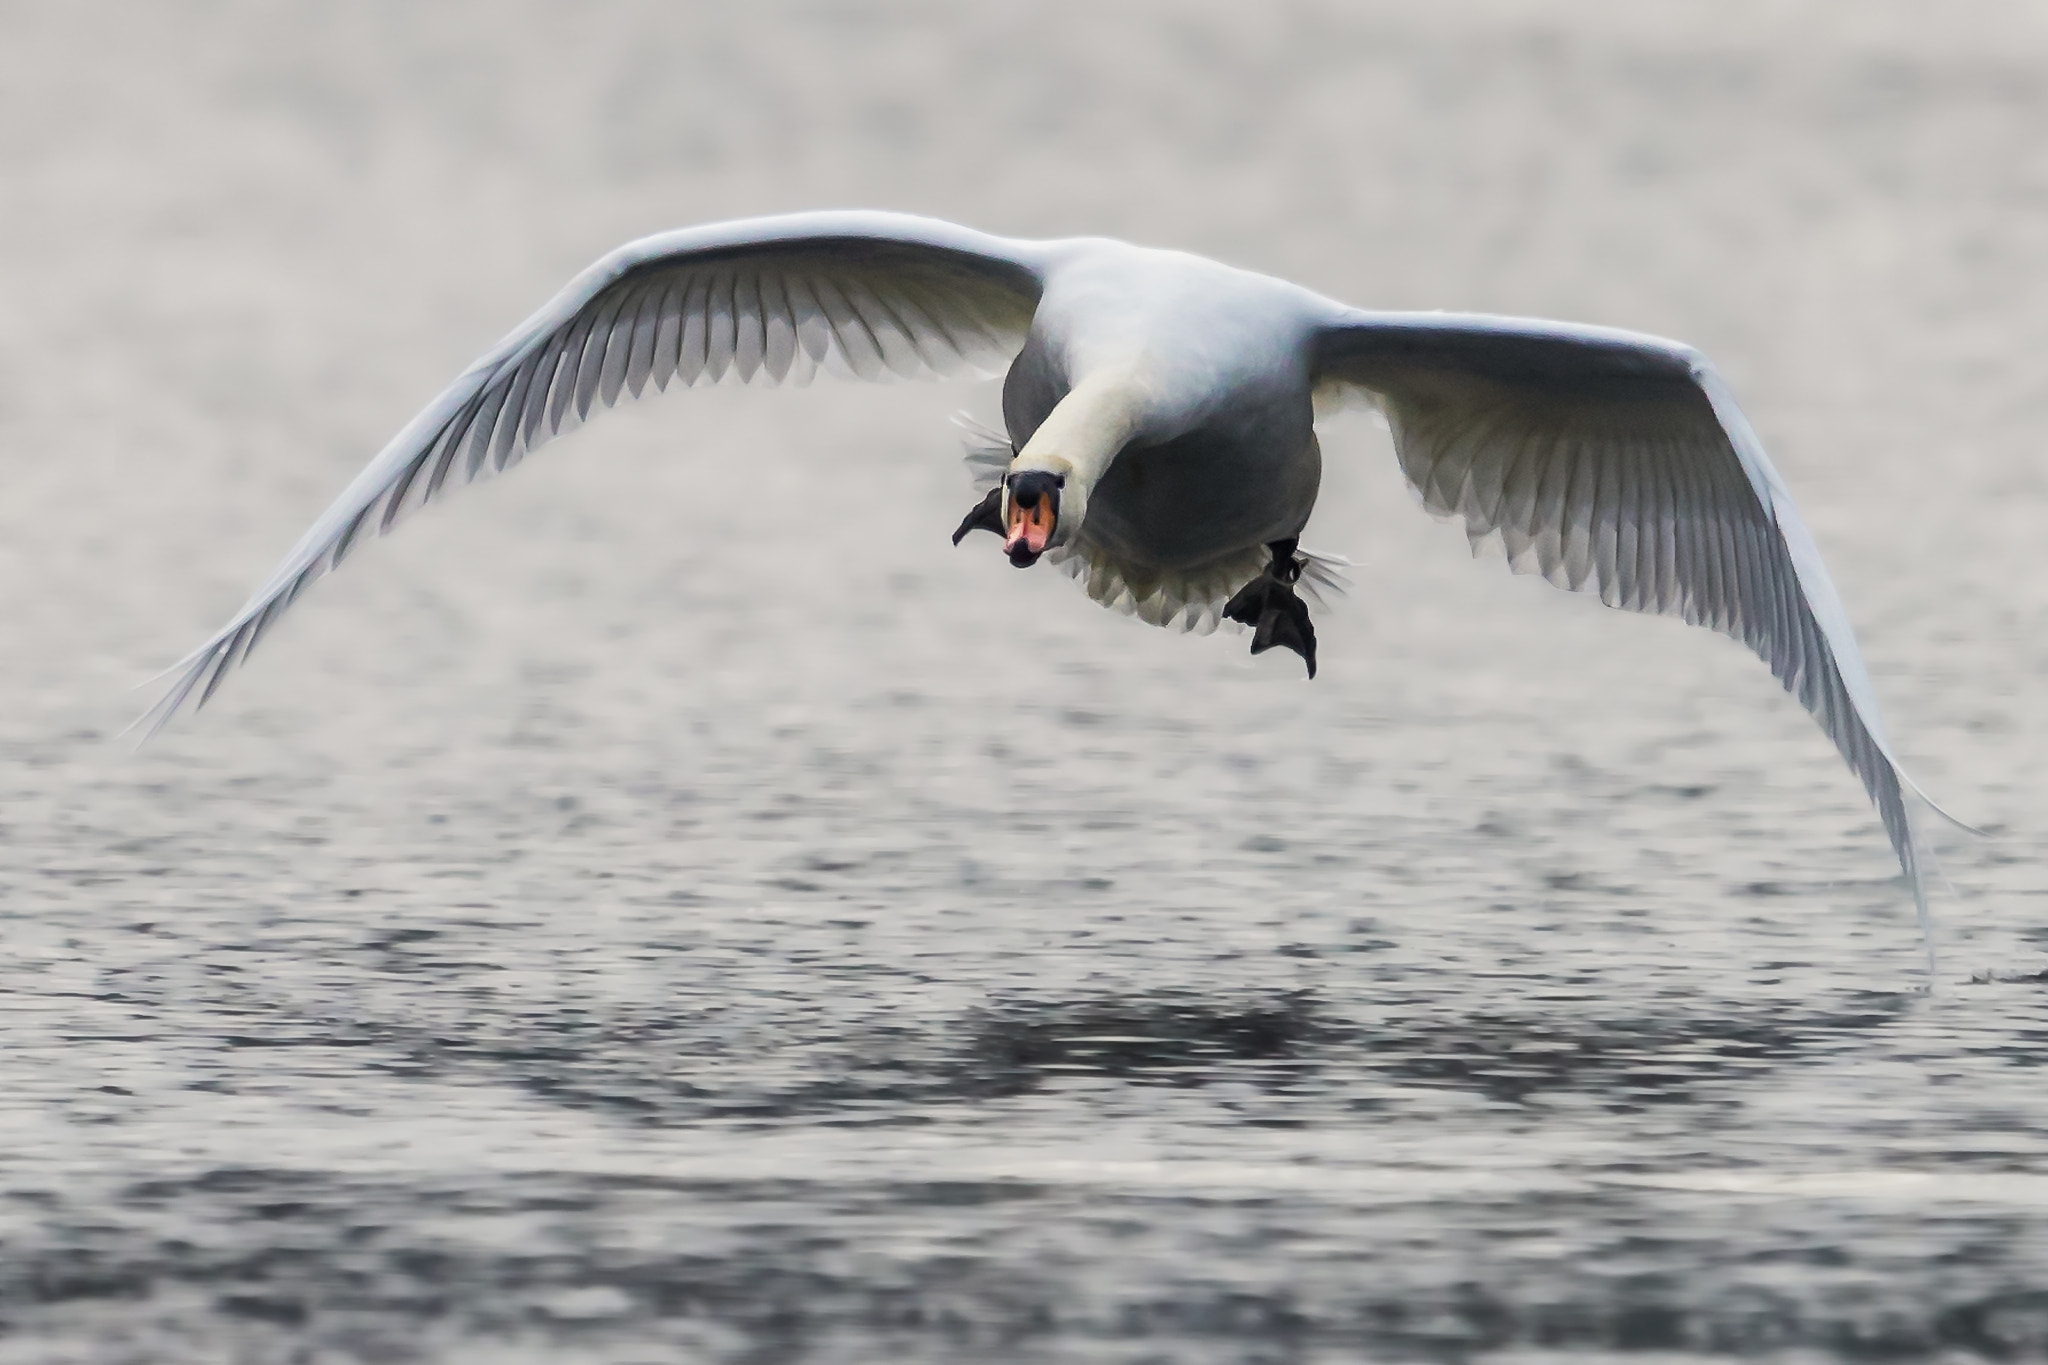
[
  {"left": 1223, "top": 538, "right": 1318, "bottom": 678},
  {"left": 950, "top": 487, "right": 1005, "bottom": 545}
]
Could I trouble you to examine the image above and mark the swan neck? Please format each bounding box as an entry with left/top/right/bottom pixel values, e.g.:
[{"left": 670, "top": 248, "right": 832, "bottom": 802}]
[{"left": 1014, "top": 369, "right": 1145, "bottom": 487}]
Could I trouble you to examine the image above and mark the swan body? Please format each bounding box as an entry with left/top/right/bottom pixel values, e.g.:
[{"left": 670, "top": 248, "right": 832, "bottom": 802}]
[
  {"left": 1006, "top": 242, "right": 1327, "bottom": 577},
  {"left": 146, "top": 210, "right": 1961, "bottom": 968}
]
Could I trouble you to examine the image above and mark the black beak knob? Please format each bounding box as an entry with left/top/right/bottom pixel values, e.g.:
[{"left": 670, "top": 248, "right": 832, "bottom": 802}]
[{"left": 1005, "top": 470, "right": 1063, "bottom": 511}]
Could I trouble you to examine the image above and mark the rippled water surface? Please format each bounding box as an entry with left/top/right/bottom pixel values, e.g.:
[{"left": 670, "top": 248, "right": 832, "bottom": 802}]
[{"left": 4, "top": 3, "right": 2047, "bottom": 1361}]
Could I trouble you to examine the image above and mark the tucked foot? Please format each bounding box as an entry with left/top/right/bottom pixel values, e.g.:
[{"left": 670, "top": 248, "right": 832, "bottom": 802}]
[
  {"left": 1223, "top": 538, "right": 1318, "bottom": 678},
  {"left": 951, "top": 487, "right": 1005, "bottom": 545}
]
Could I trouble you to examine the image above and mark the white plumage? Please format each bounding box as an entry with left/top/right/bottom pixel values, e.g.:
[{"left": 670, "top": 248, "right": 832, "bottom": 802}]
[{"left": 146, "top": 210, "right": 1961, "bottom": 968}]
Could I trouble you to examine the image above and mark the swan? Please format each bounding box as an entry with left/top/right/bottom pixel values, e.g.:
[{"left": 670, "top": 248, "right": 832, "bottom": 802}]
[{"left": 144, "top": 209, "right": 1961, "bottom": 967}]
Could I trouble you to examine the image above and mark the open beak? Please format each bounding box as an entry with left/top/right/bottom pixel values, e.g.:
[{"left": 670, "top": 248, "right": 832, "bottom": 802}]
[{"left": 1003, "top": 471, "right": 1062, "bottom": 568}]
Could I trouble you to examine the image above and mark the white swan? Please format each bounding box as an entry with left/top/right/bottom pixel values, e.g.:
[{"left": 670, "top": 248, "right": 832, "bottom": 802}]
[{"left": 146, "top": 209, "right": 1960, "bottom": 963}]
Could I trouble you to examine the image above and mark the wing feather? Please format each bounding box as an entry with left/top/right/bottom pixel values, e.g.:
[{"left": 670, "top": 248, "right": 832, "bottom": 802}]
[
  {"left": 145, "top": 210, "right": 1047, "bottom": 732},
  {"left": 845, "top": 278, "right": 924, "bottom": 379},
  {"left": 1533, "top": 418, "right": 1574, "bottom": 585},
  {"left": 463, "top": 374, "right": 516, "bottom": 487},
  {"left": 702, "top": 270, "right": 737, "bottom": 383},
  {"left": 519, "top": 331, "right": 566, "bottom": 448},
  {"left": 786, "top": 273, "right": 833, "bottom": 369},
  {"left": 731, "top": 270, "right": 764, "bottom": 383},
  {"left": 597, "top": 288, "right": 636, "bottom": 408},
  {"left": 486, "top": 354, "right": 538, "bottom": 475},
  {"left": 1621, "top": 439, "right": 1651, "bottom": 610},
  {"left": 1673, "top": 436, "right": 1718, "bottom": 629},
  {"left": 545, "top": 310, "right": 593, "bottom": 433},
  {"left": 1651, "top": 433, "right": 1682, "bottom": 616},
  {"left": 1590, "top": 437, "right": 1621, "bottom": 604},
  {"left": 622, "top": 283, "right": 661, "bottom": 399},
  {"left": 758, "top": 269, "right": 797, "bottom": 383},
  {"left": 1668, "top": 434, "right": 1713, "bottom": 628},
  {"left": 897, "top": 276, "right": 974, "bottom": 363},
  {"left": 675, "top": 272, "right": 712, "bottom": 386},
  {"left": 574, "top": 285, "right": 630, "bottom": 420},
  {"left": 810, "top": 273, "right": 885, "bottom": 380}
]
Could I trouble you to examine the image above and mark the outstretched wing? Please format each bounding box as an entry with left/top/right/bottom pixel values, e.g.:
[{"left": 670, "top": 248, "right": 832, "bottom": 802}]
[
  {"left": 144, "top": 210, "right": 1048, "bottom": 731},
  {"left": 1313, "top": 310, "right": 1957, "bottom": 944}
]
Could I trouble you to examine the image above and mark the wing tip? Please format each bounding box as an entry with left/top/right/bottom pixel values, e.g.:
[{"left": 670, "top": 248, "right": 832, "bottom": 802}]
[{"left": 125, "top": 651, "right": 218, "bottom": 744}]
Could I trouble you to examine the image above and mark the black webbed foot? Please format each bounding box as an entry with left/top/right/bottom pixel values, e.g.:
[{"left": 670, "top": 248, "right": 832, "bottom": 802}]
[
  {"left": 1223, "top": 538, "right": 1318, "bottom": 679},
  {"left": 951, "top": 487, "right": 1005, "bottom": 545}
]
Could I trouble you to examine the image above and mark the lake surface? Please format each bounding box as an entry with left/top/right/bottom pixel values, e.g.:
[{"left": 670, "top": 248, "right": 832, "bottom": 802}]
[{"left": 2, "top": 3, "right": 2045, "bottom": 1360}]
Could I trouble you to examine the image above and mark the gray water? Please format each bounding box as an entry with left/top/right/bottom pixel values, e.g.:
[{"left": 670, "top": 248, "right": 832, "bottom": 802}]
[{"left": 4, "top": 3, "right": 2047, "bottom": 1361}]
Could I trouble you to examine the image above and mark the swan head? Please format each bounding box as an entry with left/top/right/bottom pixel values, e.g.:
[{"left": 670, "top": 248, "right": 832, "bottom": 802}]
[
  {"left": 1000, "top": 367, "right": 1141, "bottom": 567},
  {"left": 1001, "top": 468, "right": 1067, "bottom": 567}
]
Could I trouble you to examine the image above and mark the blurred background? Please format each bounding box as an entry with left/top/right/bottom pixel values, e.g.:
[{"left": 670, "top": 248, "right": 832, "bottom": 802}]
[{"left": 2, "top": 2, "right": 2046, "bottom": 1361}]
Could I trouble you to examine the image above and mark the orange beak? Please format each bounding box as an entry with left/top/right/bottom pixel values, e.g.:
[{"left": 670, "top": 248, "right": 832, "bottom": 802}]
[
  {"left": 1001, "top": 470, "right": 1064, "bottom": 568},
  {"left": 1005, "top": 496, "right": 1055, "bottom": 557},
  {"left": 1003, "top": 496, "right": 1057, "bottom": 567}
]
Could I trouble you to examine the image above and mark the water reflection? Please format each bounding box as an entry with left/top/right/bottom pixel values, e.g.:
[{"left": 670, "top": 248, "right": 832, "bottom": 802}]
[{"left": 957, "top": 991, "right": 1324, "bottom": 1094}]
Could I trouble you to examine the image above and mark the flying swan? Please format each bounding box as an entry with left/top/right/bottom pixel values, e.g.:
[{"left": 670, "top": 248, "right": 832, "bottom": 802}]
[{"left": 145, "top": 210, "right": 1961, "bottom": 966}]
